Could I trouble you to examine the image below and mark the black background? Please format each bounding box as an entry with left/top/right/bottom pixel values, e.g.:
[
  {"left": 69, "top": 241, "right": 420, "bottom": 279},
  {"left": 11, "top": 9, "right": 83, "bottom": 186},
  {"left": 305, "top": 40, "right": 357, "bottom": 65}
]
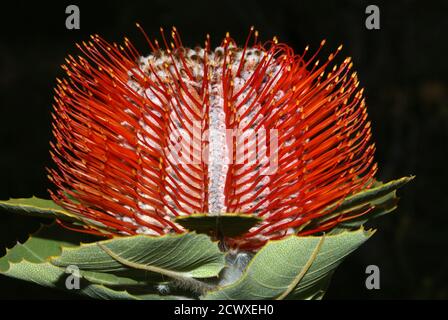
[{"left": 0, "top": 0, "right": 447, "bottom": 299}]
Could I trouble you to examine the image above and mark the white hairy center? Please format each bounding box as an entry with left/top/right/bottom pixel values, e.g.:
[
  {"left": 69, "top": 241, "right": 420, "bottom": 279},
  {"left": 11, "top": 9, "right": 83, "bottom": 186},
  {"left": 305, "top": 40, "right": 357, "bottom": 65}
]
[{"left": 123, "top": 45, "right": 282, "bottom": 234}]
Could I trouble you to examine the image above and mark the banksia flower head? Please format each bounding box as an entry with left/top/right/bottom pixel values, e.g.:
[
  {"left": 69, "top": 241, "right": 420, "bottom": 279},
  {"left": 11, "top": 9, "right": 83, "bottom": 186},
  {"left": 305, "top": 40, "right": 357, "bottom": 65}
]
[{"left": 49, "top": 26, "right": 377, "bottom": 251}]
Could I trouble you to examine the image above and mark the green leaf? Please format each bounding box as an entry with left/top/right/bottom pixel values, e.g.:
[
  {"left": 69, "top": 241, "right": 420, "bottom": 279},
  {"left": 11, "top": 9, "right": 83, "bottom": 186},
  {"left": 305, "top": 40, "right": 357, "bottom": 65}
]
[
  {"left": 52, "top": 233, "right": 224, "bottom": 278},
  {"left": 52, "top": 233, "right": 226, "bottom": 294},
  {"left": 0, "top": 223, "right": 135, "bottom": 299},
  {"left": 0, "top": 222, "right": 97, "bottom": 278},
  {"left": 0, "top": 224, "right": 203, "bottom": 299},
  {"left": 0, "top": 223, "right": 97, "bottom": 272},
  {"left": 83, "top": 285, "right": 188, "bottom": 300},
  {"left": 311, "top": 176, "right": 414, "bottom": 230},
  {"left": 329, "top": 176, "right": 413, "bottom": 212},
  {"left": 82, "top": 284, "right": 148, "bottom": 300},
  {"left": 1, "top": 259, "right": 69, "bottom": 288},
  {"left": 174, "top": 213, "right": 262, "bottom": 238},
  {"left": 1, "top": 259, "right": 180, "bottom": 300},
  {"left": 0, "top": 196, "right": 77, "bottom": 222},
  {"left": 202, "top": 228, "right": 373, "bottom": 300}
]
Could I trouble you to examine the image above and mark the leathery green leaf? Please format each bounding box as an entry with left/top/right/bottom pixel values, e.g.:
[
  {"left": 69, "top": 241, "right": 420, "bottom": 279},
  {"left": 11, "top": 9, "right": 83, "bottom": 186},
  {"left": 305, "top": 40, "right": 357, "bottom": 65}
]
[
  {"left": 0, "top": 196, "right": 77, "bottom": 221},
  {"left": 203, "top": 228, "right": 373, "bottom": 300},
  {"left": 52, "top": 233, "right": 226, "bottom": 283},
  {"left": 308, "top": 176, "right": 414, "bottom": 230}
]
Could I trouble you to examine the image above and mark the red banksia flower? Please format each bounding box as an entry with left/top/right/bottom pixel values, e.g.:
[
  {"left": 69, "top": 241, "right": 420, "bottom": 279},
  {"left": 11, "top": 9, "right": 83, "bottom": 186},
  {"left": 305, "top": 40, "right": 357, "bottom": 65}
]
[{"left": 49, "top": 26, "right": 377, "bottom": 250}]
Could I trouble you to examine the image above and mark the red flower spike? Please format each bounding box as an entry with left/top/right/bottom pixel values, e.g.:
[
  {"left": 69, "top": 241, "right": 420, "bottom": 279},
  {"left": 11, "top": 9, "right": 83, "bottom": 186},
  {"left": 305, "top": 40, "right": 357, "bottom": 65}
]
[{"left": 49, "top": 26, "right": 377, "bottom": 250}]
